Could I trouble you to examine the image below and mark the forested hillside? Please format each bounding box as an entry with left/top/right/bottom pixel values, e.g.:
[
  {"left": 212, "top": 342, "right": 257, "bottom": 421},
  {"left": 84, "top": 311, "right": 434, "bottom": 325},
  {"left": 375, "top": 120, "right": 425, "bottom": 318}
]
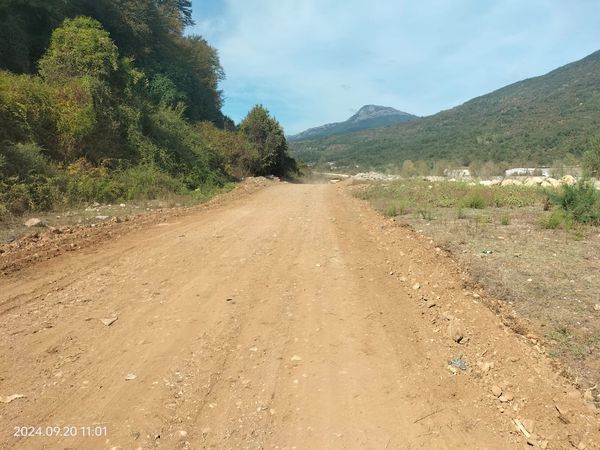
[
  {"left": 0, "top": 0, "right": 296, "bottom": 218},
  {"left": 290, "top": 50, "right": 600, "bottom": 171}
]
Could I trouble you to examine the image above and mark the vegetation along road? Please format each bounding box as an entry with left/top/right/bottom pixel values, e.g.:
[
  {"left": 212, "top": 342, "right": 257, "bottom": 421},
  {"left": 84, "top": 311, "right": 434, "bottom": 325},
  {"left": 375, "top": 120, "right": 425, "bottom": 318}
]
[{"left": 1, "top": 182, "right": 599, "bottom": 449}]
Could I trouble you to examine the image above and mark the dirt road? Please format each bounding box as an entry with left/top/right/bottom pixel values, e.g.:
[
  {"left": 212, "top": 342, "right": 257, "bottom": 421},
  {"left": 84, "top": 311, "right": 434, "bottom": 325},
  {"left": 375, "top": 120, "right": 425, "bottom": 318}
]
[{"left": 1, "top": 183, "right": 598, "bottom": 449}]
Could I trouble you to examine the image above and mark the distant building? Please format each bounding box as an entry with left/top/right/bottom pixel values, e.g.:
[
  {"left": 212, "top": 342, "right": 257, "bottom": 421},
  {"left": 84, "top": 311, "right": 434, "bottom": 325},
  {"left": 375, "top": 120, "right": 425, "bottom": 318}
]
[
  {"left": 505, "top": 168, "right": 552, "bottom": 177},
  {"left": 444, "top": 168, "right": 471, "bottom": 179}
]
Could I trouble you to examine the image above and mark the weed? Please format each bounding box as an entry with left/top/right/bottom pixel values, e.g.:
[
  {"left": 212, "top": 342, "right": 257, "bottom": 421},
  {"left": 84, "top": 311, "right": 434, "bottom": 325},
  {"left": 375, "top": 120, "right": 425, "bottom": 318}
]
[
  {"left": 417, "top": 208, "right": 433, "bottom": 220},
  {"left": 549, "top": 179, "right": 600, "bottom": 225},
  {"left": 500, "top": 214, "right": 511, "bottom": 225},
  {"left": 383, "top": 204, "right": 398, "bottom": 217},
  {"left": 463, "top": 192, "right": 486, "bottom": 209},
  {"left": 540, "top": 210, "right": 570, "bottom": 229},
  {"left": 456, "top": 207, "right": 466, "bottom": 219}
]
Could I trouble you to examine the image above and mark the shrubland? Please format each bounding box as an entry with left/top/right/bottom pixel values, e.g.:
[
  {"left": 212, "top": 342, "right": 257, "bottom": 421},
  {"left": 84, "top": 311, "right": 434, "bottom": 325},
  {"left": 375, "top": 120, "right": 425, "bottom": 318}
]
[{"left": 0, "top": 4, "right": 297, "bottom": 219}]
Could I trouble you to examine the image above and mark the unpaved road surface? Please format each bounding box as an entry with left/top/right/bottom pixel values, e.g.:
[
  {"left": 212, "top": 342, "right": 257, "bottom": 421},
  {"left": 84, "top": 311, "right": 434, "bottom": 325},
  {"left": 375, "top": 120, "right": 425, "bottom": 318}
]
[{"left": 1, "top": 183, "right": 599, "bottom": 449}]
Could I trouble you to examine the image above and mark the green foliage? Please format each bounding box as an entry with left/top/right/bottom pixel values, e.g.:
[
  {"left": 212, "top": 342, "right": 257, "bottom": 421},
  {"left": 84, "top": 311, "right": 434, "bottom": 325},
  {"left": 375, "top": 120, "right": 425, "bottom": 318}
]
[
  {"left": 0, "top": 143, "right": 55, "bottom": 179},
  {"left": 383, "top": 204, "right": 398, "bottom": 217},
  {"left": 196, "top": 122, "right": 259, "bottom": 179},
  {"left": 291, "top": 50, "right": 600, "bottom": 169},
  {"left": 359, "top": 180, "right": 542, "bottom": 216},
  {"left": 500, "top": 214, "right": 511, "bottom": 225},
  {"left": 0, "top": 71, "right": 57, "bottom": 153},
  {"left": 540, "top": 209, "right": 570, "bottom": 229},
  {"left": 240, "top": 105, "right": 297, "bottom": 177},
  {"left": 463, "top": 191, "right": 486, "bottom": 209},
  {"left": 39, "top": 17, "right": 119, "bottom": 83},
  {"left": 549, "top": 179, "right": 600, "bottom": 225},
  {"left": 0, "top": 4, "right": 297, "bottom": 219},
  {"left": 583, "top": 136, "right": 600, "bottom": 177}
]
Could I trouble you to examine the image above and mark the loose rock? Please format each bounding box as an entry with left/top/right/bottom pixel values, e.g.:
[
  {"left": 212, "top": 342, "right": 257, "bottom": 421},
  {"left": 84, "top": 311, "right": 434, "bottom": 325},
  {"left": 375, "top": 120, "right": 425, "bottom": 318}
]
[
  {"left": 24, "top": 218, "right": 44, "bottom": 228},
  {"left": 99, "top": 317, "right": 118, "bottom": 327},
  {"left": 0, "top": 394, "right": 26, "bottom": 403},
  {"left": 447, "top": 321, "right": 464, "bottom": 343}
]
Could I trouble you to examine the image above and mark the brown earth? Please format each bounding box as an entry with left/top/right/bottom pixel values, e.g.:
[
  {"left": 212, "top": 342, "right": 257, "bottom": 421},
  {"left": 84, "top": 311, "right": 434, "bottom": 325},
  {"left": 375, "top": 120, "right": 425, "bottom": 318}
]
[{"left": 0, "top": 182, "right": 599, "bottom": 449}]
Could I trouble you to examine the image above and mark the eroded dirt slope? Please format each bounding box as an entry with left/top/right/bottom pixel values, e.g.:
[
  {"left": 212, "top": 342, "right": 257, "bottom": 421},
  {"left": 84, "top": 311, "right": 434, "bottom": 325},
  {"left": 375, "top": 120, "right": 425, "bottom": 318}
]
[{"left": 0, "top": 183, "right": 598, "bottom": 449}]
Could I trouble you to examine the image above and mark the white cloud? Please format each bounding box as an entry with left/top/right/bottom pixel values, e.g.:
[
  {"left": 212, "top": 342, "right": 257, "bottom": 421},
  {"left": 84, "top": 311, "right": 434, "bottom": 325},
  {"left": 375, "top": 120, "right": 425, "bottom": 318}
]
[{"left": 191, "top": 0, "right": 600, "bottom": 134}]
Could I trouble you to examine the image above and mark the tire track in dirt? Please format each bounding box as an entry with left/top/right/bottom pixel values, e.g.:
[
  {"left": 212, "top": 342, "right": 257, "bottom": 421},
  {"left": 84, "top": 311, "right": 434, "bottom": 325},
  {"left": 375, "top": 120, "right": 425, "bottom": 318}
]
[{"left": 0, "top": 183, "right": 598, "bottom": 449}]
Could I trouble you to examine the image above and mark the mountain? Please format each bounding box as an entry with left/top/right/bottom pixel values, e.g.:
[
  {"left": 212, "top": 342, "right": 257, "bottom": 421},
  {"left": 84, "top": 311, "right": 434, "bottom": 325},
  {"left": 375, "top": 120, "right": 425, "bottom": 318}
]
[
  {"left": 288, "top": 105, "right": 417, "bottom": 141},
  {"left": 290, "top": 50, "right": 600, "bottom": 170}
]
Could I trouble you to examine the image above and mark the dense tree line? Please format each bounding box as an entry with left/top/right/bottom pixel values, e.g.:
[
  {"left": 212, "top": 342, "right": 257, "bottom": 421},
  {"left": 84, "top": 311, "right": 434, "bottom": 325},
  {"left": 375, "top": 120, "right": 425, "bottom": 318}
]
[{"left": 0, "top": 1, "right": 297, "bottom": 217}]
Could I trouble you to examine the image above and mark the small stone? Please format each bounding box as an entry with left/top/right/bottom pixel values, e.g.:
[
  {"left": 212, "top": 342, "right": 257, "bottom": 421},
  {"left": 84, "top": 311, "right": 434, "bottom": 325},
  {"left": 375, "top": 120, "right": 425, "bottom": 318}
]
[
  {"left": 125, "top": 373, "right": 137, "bottom": 381},
  {"left": 478, "top": 361, "right": 493, "bottom": 373},
  {"left": 99, "top": 317, "right": 118, "bottom": 326},
  {"left": 499, "top": 393, "right": 514, "bottom": 403},
  {"left": 594, "top": 304, "right": 600, "bottom": 312},
  {"left": 491, "top": 385, "right": 503, "bottom": 397},
  {"left": 412, "top": 283, "right": 421, "bottom": 290},
  {"left": 177, "top": 430, "right": 188, "bottom": 439},
  {"left": 24, "top": 218, "right": 44, "bottom": 228},
  {"left": 290, "top": 355, "right": 302, "bottom": 362},
  {"left": 583, "top": 390, "right": 594, "bottom": 402},
  {"left": 95, "top": 215, "right": 109, "bottom": 220},
  {"left": 522, "top": 419, "right": 535, "bottom": 434},
  {"left": 0, "top": 394, "right": 25, "bottom": 403},
  {"left": 447, "top": 321, "right": 464, "bottom": 343}
]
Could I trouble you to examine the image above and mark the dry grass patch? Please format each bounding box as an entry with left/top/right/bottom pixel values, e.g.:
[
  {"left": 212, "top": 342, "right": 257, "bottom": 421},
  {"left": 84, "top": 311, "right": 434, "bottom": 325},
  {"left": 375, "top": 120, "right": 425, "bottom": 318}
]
[{"left": 355, "top": 179, "right": 600, "bottom": 394}]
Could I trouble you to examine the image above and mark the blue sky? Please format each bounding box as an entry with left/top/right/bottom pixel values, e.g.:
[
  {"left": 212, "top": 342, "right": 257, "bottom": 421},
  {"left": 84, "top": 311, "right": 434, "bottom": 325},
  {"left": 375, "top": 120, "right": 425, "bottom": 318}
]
[{"left": 189, "top": 0, "right": 600, "bottom": 134}]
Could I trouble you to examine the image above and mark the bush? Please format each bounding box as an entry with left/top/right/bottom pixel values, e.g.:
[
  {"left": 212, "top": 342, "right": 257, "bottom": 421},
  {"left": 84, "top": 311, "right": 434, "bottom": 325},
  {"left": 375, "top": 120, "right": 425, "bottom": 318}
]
[
  {"left": 540, "top": 210, "right": 570, "bottom": 229},
  {"left": 0, "top": 71, "right": 57, "bottom": 153},
  {"left": 0, "top": 142, "right": 55, "bottom": 178},
  {"left": 549, "top": 179, "right": 600, "bottom": 225},
  {"left": 383, "top": 204, "right": 398, "bottom": 217},
  {"left": 463, "top": 191, "right": 486, "bottom": 209},
  {"left": 116, "top": 165, "right": 185, "bottom": 200},
  {"left": 583, "top": 136, "right": 600, "bottom": 177},
  {"left": 500, "top": 214, "right": 511, "bottom": 225}
]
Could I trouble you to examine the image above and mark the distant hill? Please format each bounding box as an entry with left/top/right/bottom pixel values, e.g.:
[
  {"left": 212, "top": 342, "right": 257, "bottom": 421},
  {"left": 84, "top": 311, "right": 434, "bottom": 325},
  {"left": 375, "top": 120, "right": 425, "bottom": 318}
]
[
  {"left": 290, "top": 50, "right": 600, "bottom": 169},
  {"left": 288, "top": 105, "right": 417, "bottom": 141}
]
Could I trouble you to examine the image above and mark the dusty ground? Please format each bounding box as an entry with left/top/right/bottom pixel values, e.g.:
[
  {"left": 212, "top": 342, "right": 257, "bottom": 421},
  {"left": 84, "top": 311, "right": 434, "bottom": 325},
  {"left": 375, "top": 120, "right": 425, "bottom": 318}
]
[
  {"left": 1, "top": 182, "right": 599, "bottom": 449},
  {"left": 354, "top": 179, "right": 600, "bottom": 393}
]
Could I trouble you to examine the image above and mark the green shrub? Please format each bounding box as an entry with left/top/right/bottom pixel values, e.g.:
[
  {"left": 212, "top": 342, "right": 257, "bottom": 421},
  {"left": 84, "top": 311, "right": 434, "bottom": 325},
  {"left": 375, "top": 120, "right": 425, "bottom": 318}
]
[
  {"left": 500, "top": 214, "right": 511, "bottom": 225},
  {"left": 456, "top": 207, "right": 466, "bottom": 219},
  {"left": 0, "top": 142, "right": 55, "bottom": 178},
  {"left": 463, "top": 191, "right": 486, "bottom": 209},
  {"left": 549, "top": 179, "right": 600, "bottom": 225},
  {"left": 540, "top": 210, "right": 570, "bottom": 229},
  {"left": 383, "top": 204, "right": 398, "bottom": 217},
  {"left": 117, "top": 165, "right": 185, "bottom": 200},
  {"left": 0, "top": 202, "right": 8, "bottom": 220},
  {"left": 0, "top": 71, "right": 57, "bottom": 153},
  {"left": 417, "top": 208, "right": 433, "bottom": 220}
]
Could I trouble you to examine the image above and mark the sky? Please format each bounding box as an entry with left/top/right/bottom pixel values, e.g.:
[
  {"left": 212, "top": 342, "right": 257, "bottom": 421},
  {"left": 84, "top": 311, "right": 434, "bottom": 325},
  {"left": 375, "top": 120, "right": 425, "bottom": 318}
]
[{"left": 188, "top": 0, "right": 600, "bottom": 135}]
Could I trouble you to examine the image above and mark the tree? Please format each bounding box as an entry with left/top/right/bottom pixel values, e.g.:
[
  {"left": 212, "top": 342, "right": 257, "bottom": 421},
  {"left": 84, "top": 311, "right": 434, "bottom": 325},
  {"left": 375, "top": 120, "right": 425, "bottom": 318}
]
[
  {"left": 400, "top": 160, "right": 416, "bottom": 177},
  {"left": 38, "top": 17, "right": 119, "bottom": 83},
  {"left": 239, "top": 105, "right": 296, "bottom": 177},
  {"left": 583, "top": 136, "right": 600, "bottom": 178}
]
